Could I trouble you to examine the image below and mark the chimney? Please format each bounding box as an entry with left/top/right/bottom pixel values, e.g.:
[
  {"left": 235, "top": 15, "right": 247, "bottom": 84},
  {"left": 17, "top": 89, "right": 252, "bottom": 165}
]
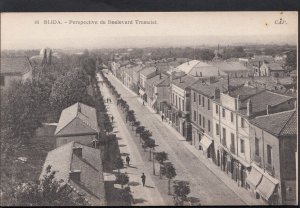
[
  {"left": 266, "top": 105, "right": 272, "bottom": 115},
  {"left": 247, "top": 99, "right": 253, "bottom": 117},
  {"left": 196, "top": 72, "right": 198, "bottom": 77},
  {"left": 227, "top": 74, "right": 230, "bottom": 95},
  {"left": 200, "top": 72, "right": 203, "bottom": 77},
  {"left": 214, "top": 88, "right": 220, "bottom": 99},
  {"left": 155, "top": 67, "right": 159, "bottom": 75},
  {"left": 73, "top": 147, "right": 82, "bottom": 158},
  {"left": 69, "top": 170, "right": 81, "bottom": 182},
  {"left": 258, "top": 61, "right": 261, "bottom": 76},
  {"left": 236, "top": 95, "right": 242, "bottom": 110},
  {"left": 78, "top": 104, "right": 81, "bottom": 113},
  {"left": 179, "top": 76, "right": 182, "bottom": 83},
  {"left": 159, "top": 72, "right": 162, "bottom": 79}
]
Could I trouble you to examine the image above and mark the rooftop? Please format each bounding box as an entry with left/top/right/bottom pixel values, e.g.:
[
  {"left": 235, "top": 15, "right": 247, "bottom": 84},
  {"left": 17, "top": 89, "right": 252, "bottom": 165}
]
[
  {"left": 146, "top": 73, "right": 169, "bottom": 86},
  {"left": 140, "top": 66, "right": 157, "bottom": 77},
  {"left": 175, "top": 60, "right": 223, "bottom": 77},
  {"left": 172, "top": 74, "right": 199, "bottom": 89},
  {"left": 266, "top": 62, "right": 284, "bottom": 71},
  {"left": 212, "top": 61, "right": 252, "bottom": 72},
  {"left": 251, "top": 110, "right": 297, "bottom": 137},
  {"left": 40, "top": 142, "right": 106, "bottom": 205},
  {"left": 55, "top": 102, "right": 99, "bottom": 135},
  {"left": 1, "top": 57, "right": 33, "bottom": 75}
]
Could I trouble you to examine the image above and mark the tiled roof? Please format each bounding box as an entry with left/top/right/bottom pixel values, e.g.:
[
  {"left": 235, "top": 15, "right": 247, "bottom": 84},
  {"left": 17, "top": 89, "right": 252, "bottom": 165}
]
[
  {"left": 146, "top": 73, "right": 169, "bottom": 86},
  {"left": 172, "top": 74, "right": 198, "bottom": 89},
  {"left": 55, "top": 102, "right": 99, "bottom": 135},
  {"left": 140, "top": 66, "right": 157, "bottom": 76},
  {"left": 190, "top": 80, "right": 228, "bottom": 97},
  {"left": 239, "top": 90, "right": 294, "bottom": 115},
  {"left": 40, "top": 142, "right": 106, "bottom": 205},
  {"left": 251, "top": 110, "right": 297, "bottom": 137},
  {"left": 176, "top": 60, "right": 222, "bottom": 77},
  {"left": 212, "top": 61, "right": 252, "bottom": 72},
  {"left": 1, "top": 57, "right": 32, "bottom": 75},
  {"left": 157, "top": 76, "right": 171, "bottom": 87},
  {"left": 266, "top": 63, "right": 284, "bottom": 71}
]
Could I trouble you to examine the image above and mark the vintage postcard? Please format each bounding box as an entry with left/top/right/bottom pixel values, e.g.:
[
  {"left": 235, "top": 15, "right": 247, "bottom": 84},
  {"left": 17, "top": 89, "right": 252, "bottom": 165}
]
[{"left": 0, "top": 12, "right": 298, "bottom": 206}]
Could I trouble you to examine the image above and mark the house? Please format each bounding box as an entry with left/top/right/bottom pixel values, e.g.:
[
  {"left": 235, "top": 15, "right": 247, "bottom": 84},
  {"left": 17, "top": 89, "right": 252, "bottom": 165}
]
[
  {"left": 248, "top": 110, "right": 297, "bottom": 205},
  {"left": 0, "top": 57, "right": 33, "bottom": 90},
  {"left": 169, "top": 74, "right": 199, "bottom": 140},
  {"left": 122, "top": 67, "right": 134, "bottom": 90},
  {"left": 111, "top": 61, "right": 120, "bottom": 76},
  {"left": 260, "top": 62, "right": 286, "bottom": 77},
  {"left": 138, "top": 66, "right": 159, "bottom": 102},
  {"left": 212, "top": 87, "right": 295, "bottom": 191},
  {"left": 55, "top": 102, "right": 100, "bottom": 147},
  {"left": 174, "top": 60, "right": 224, "bottom": 77},
  {"left": 40, "top": 141, "right": 106, "bottom": 205},
  {"left": 190, "top": 81, "right": 222, "bottom": 160},
  {"left": 212, "top": 61, "right": 254, "bottom": 78},
  {"left": 144, "top": 73, "right": 169, "bottom": 111}
]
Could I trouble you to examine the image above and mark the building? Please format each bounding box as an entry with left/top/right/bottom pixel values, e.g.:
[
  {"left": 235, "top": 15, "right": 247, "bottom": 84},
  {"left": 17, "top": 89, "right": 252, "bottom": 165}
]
[
  {"left": 260, "top": 62, "right": 286, "bottom": 77},
  {"left": 55, "top": 102, "right": 100, "bottom": 147},
  {"left": 212, "top": 61, "right": 254, "bottom": 78},
  {"left": 212, "top": 86, "right": 295, "bottom": 191},
  {"left": 169, "top": 74, "right": 199, "bottom": 140},
  {"left": 122, "top": 67, "right": 134, "bottom": 90},
  {"left": 248, "top": 110, "right": 297, "bottom": 205},
  {"left": 190, "top": 81, "right": 223, "bottom": 160},
  {"left": 138, "top": 66, "right": 160, "bottom": 102},
  {"left": 111, "top": 61, "right": 120, "bottom": 76},
  {"left": 0, "top": 57, "right": 33, "bottom": 90},
  {"left": 174, "top": 60, "right": 224, "bottom": 77},
  {"left": 40, "top": 141, "right": 106, "bottom": 205}
]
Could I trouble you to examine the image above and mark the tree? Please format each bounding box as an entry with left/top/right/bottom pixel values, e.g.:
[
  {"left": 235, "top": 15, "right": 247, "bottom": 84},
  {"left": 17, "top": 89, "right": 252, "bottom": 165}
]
[
  {"left": 198, "top": 49, "right": 215, "bottom": 61},
  {"left": 155, "top": 152, "right": 168, "bottom": 178},
  {"left": 135, "top": 126, "right": 145, "bottom": 137},
  {"left": 133, "top": 121, "right": 140, "bottom": 130},
  {"left": 173, "top": 180, "right": 191, "bottom": 206},
  {"left": 115, "top": 173, "right": 129, "bottom": 189},
  {"left": 50, "top": 72, "right": 89, "bottom": 116},
  {"left": 114, "top": 156, "right": 124, "bottom": 173},
  {"left": 120, "top": 186, "right": 133, "bottom": 205},
  {"left": 143, "top": 138, "right": 156, "bottom": 161},
  {"left": 7, "top": 165, "right": 86, "bottom": 206},
  {"left": 161, "top": 162, "right": 177, "bottom": 195},
  {"left": 286, "top": 50, "right": 297, "bottom": 71}
]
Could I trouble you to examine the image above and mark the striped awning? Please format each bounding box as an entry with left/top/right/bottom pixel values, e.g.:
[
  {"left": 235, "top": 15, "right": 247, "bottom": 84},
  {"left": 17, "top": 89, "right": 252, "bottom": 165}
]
[
  {"left": 200, "top": 136, "right": 212, "bottom": 151},
  {"left": 246, "top": 167, "right": 262, "bottom": 188},
  {"left": 139, "top": 89, "right": 145, "bottom": 96},
  {"left": 256, "top": 176, "right": 278, "bottom": 200}
]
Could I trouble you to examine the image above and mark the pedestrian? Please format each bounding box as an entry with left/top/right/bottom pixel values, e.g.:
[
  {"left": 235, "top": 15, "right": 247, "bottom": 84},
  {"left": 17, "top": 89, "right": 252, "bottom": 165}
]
[
  {"left": 111, "top": 115, "right": 114, "bottom": 122},
  {"left": 141, "top": 173, "right": 146, "bottom": 187},
  {"left": 110, "top": 98, "right": 112, "bottom": 103},
  {"left": 107, "top": 98, "right": 109, "bottom": 103},
  {"left": 126, "top": 155, "right": 130, "bottom": 166},
  {"left": 161, "top": 114, "right": 164, "bottom": 122},
  {"left": 142, "top": 101, "right": 144, "bottom": 105}
]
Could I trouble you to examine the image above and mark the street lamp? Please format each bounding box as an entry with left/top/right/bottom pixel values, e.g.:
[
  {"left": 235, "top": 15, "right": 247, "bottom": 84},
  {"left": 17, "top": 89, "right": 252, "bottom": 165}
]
[{"left": 153, "top": 150, "right": 156, "bottom": 175}]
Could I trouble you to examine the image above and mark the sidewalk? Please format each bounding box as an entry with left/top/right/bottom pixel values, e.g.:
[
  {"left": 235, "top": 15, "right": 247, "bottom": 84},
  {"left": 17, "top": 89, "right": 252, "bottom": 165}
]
[
  {"left": 108, "top": 73, "right": 263, "bottom": 206},
  {"left": 99, "top": 81, "right": 166, "bottom": 206}
]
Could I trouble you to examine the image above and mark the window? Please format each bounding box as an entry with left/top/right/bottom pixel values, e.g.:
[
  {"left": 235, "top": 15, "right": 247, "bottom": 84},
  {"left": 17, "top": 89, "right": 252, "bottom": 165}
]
[
  {"left": 255, "top": 137, "right": 259, "bottom": 156},
  {"left": 194, "top": 111, "right": 197, "bottom": 122},
  {"left": 172, "top": 93, "right": 174, "bottom": 103},
  {"left": 199, "top": 114, "right": 202, "bottom": 125},
  {"left": 222, "top": 108, "right": 226, "bottom": 118},
  {"left": 216, "top": 124, "right": 219, "bottom": 135},
  {"left": 231, "top": 112, "right": 234, "bottom": 122},
  {"left": 202, "top": 97, "right": 205, "bottom": 107},
  {"left": 203, "top": 117, "right": 205, "bottom": 128},
  {"left": 208, "top": 120, "right": 211, "bottom": 132},
  {"left": 216, "top": 105, "right": 219, "bottom": 114},
  {"left": 175, "top": 95, "right": 178, "bottom": 108},
  {"left": 241, "top": 117, "right": 245, "bottom": 128},
  {"left": 193, "top": 92, "right": 196, "bottom": 102},
  {"left": 0, "top": 76, "right": 4, "bottom": 86},
  {"left": 179, "top": 97, "right": 181, "bottom": 110},
  {"left": 231, "top": 133, "right": 235, "bottom": 144},
  {"left": 267, "top": 145, "right": 272, "bottom": 164},
  {"left": 198, "top": 95, "right": 201, "bottom": 105},
  {"left": 241, "top": 139, "right": 245, "bottom": 153},
  {"left": 222, "top": 128, "right": 226, "bottom": 139},
  {"left": 208, "top": 99, "right": 210, "bottom": 110},
  {"left": 182, "top": 100, "right": 185, "bottom": 111}
]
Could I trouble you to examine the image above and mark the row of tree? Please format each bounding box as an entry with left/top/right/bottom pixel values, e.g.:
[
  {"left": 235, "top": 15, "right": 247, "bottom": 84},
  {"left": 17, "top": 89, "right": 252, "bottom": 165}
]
[{"left": 101, "top": 71, "right": 194, "bottom": 206}]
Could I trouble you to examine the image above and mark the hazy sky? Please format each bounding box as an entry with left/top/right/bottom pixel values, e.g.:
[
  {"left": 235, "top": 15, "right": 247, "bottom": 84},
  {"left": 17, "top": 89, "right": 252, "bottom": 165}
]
[{"left": 1, "top": 12, "right": 298, "bottom": 49}]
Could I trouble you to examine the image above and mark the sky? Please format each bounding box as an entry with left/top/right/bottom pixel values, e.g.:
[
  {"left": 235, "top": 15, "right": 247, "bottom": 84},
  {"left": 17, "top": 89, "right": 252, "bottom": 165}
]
[{"left": 1, "top": 12, "right": 298, "bottom": 49}]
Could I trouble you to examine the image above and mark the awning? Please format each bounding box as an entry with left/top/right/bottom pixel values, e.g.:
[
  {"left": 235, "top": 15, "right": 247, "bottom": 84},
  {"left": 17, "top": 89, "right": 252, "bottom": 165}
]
[
  {"left": 103, "top": 172, "right": 116, "bottom": 181},
  {"left": 246, "top": 167, "right": 263, "bottom": 188},
  {"left": 151, "top": 99, "right": 157, "bottom": 107},
  {"left": 139, "top": 89, "right": 145, "bottom": 96},
  {"left": 256, "top": 176, "right": 278, "bottom": 200},
  {"left": 200, "top": 136, "right": 212, "bottom": 151}
]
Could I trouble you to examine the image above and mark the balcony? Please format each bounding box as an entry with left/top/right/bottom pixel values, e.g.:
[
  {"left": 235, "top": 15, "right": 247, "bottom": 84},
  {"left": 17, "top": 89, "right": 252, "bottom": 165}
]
[
  {"left": 254, "top": 155, "right": 262, "bottom": 167},
  {"left": 230, "top": 144, "right": 235, "bottom": 154},
  {"left": 266, "top": 163, "right": 275, "bottom": 176}
]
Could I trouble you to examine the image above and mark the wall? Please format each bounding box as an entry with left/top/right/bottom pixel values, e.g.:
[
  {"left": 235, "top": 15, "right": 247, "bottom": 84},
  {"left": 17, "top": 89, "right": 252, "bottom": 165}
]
[
  {"left": 0, "top": 74, "right": 23, "bottom": 90},
  {"left": 56, "top": 135, "right": 96, "bottom": 147}
]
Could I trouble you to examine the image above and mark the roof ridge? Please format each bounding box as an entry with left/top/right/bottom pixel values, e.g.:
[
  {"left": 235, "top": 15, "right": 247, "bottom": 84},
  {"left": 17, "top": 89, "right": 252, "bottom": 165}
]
[
  {"left": 55, "top": 116, "right": 77, "bottom": 135},
  {"left": 278, "top": 111, "right": 296, "bottom": 136},
  {"left": 254, "top": 109, "right": 296, "bottom": 119}
]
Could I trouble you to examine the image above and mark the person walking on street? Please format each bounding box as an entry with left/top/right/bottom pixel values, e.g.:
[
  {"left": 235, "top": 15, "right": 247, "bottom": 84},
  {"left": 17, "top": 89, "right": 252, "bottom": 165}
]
[
  {"left": 107, "top": 98, "right": 109, "bottom": 103},
  {"left": 161, "top": 114, "right": 164, "bottom": 122},
  {"left": 142, "top": 101, "right": 144, "bottom": 105},
  {"left": 111, "top": 115, "right": 114, "bottom": 122},
  {"left": 141, "top": 173, "right": 146, "bottom": 187},
  {"left": 126, "top": 155, "right": 130, "bottom": 166}
]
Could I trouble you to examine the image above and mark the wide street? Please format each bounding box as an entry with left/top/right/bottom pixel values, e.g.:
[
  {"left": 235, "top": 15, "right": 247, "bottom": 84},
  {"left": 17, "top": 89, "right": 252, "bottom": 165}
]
[{"left": 101, "top": 73, "right": 251, "bottom": 206}]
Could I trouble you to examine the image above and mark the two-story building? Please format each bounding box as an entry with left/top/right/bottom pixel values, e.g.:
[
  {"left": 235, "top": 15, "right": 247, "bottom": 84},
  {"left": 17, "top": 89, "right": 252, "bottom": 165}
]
[
  {"left": 212, "top": 86, "right": 295, "bottom": 190},
  {"left": 1, "top": 57, "right": 33, "bottom": 90},
  {"left": 247, "top": 110, "right": 297, "bottom": 205},
  {"left": 260, "top": 62, "right": 286, "bottom": 77},
  {"left": 139, "top": 66, "right": 159, "bottom": 102},
  {"left": 169, "top": 74, "right": 199, "bottom": 140}
]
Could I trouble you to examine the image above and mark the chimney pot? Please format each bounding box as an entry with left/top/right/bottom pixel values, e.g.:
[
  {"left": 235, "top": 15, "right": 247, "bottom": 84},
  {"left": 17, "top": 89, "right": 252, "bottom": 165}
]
[
  {"left": 69, "top": 170, "right": 81, "bottom": 182},
  {"left": 247, "top": 99, "right": 253, "bottom": 116},
  {"left": 214, "top": 88, "right": 220, "bottom": 99}
]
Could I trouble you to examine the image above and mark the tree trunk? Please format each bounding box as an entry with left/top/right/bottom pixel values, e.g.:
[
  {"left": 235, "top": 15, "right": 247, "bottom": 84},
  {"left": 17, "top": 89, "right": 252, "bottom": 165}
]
[
  {"left": 149, "top": 149, "right": 152, "bottom": 161},
  {"left": 168, "top": 179, "right": 171, "bottom": 195},
  {"left": 159, "top": 164, "right": 162, "bottom": 179}
]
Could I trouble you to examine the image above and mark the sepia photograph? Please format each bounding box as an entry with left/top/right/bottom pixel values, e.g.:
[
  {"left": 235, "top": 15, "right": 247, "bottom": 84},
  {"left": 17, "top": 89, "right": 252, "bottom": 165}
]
[{"left": 0, "top": 11, "right": 298, "bottom": 206}]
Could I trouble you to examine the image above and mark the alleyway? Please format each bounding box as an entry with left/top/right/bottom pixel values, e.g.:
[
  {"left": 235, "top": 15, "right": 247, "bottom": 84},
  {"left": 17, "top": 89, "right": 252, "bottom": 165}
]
[{"left": 103, "top": 72, "right": 260, "bottom": 205}]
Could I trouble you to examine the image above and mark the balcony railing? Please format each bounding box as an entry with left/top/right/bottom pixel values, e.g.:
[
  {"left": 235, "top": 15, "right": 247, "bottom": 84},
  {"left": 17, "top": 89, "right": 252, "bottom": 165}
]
[
  {"left": 266, "top": 163, "right": 275, "bottom": 176},
  {"left": 230, "top": 144, "right": 235, "bottom": 154},
  {"left": 254, "top": 154, "right": 262, "bottom": 167}
]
